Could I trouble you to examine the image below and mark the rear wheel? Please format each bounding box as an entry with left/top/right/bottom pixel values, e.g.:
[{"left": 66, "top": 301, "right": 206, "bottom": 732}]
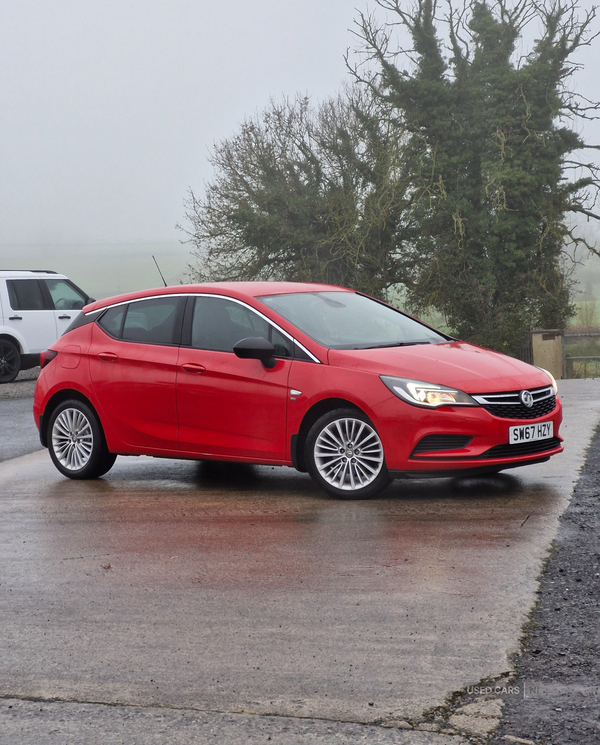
[
  {"left": 305, "top": 409, "right": 391, "bottom": 499},
  {"left": 0, "top": 339, "right": 21, "bottom": 383},
  {"left": 48, "top": 400, "right": 116, "bottom": 479}
]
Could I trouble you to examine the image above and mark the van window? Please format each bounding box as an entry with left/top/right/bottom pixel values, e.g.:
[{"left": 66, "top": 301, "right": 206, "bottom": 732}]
[
  {"left": 44, "top": 279, "right": 87, "bottom": 310},
  {"left": 7, "top": 280, "right": 47, "bottom": 311}
]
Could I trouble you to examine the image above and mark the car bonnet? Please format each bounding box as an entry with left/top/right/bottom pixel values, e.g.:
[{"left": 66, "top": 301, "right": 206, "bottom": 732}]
[{"left": 328, "top": 342, "right": 553, "bottom": 394}]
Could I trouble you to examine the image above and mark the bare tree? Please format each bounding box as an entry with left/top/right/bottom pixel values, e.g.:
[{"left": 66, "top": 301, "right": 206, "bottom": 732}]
[{"left": 181, "top": 86, "right": 416, "bottom": 300}]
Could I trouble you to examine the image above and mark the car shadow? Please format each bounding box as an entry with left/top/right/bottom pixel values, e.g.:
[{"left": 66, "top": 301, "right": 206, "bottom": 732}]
[{"left": 49, "top": 456, "right": 534, "bottom": 507}]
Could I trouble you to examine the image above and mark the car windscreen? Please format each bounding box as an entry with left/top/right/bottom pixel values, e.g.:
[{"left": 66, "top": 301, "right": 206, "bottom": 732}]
[{"left": 257, "top": 292, "right": 448, "bottom": 350}]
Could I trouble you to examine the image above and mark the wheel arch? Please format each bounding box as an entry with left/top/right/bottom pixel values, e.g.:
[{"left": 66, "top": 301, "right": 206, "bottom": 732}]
[
  {"left": 0, "top": 334, "right": 23, "bottom": 383},
  {"left": 291, "top": 397, "right": 366, "bottom": 472},
  {"left": 39, "top": 389, "right": 102, "bottom": 448},
  {"left": 0, "top": 333, "right": 22, "bottom": 353}
]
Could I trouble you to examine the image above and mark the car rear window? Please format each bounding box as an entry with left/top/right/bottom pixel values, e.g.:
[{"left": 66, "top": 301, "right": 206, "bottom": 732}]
[
  {"left": 121, "top": 297, "right": 181, "bottom": 345},
  {"left": 97, "top": 306, "right": 126, "bottom": 338},
  {"left": 7, "top": 279, "right": 47, "bottom": 311}
]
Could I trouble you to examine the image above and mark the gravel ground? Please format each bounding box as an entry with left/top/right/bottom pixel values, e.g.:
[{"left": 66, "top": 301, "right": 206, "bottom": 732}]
[
  {"left": 0, "top": 367, "right": 39, "bottom": 400},
  {"left": 489, "top": 425, "right": 600, "bottom": 745}
]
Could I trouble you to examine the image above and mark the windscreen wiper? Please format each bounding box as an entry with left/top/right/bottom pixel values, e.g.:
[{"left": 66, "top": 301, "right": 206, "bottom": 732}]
[{"left": 357, "top": 340, "right": 435, "bottom": 350}]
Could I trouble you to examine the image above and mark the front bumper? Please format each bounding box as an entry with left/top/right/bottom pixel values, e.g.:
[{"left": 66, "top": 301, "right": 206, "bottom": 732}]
[{"left": 373, "top": 393, "right": 563, "bottom": 473}]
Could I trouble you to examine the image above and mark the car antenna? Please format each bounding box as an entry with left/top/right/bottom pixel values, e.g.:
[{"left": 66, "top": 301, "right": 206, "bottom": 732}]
[{"left": 152, "top": 255, "right": 168, "bottom": 287}]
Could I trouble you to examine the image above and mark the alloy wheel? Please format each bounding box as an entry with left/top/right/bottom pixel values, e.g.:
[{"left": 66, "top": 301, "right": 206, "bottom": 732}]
[
  {"left": 313, "top": 417, "right": 384, "bottom": 491},
  {"left": 51, "top": 407, "right": 95, "bottom": 471},
  {"left": 0, "top": 341, "right": 20, "bottom": 383}
]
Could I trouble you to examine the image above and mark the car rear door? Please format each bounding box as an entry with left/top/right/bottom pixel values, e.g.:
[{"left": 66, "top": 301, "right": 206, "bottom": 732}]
[
  {"left": 176, "top": 295, "right": 292, "bottom": 461},
  {"left": 5, "top": 279, "right": 57, "bottom": 353},
  {"left": 89, "top": 296, "right": 184, "bottom": 451}
]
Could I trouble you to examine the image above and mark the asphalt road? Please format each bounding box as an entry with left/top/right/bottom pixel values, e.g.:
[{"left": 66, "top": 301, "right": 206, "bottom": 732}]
[
  {"left": 1, "top": 379, "right": 599, "bottom": 744},
  {"left": 0, "top": 369, "right": 41, "bottom": 462},
  {"left": 0, "top": 398, "right": 42, "bottom": 462}
]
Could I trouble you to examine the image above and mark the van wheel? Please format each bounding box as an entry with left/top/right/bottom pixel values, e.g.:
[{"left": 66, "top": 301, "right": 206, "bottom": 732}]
[
  {"left": 48, "top": 400, "right": 116, "bottom": 479},
  {"left": 0, "top": 339, "right": 21, "bottom": 383},
  {"left": 305, "top": 409, "right": 391, "bottom": 499}
]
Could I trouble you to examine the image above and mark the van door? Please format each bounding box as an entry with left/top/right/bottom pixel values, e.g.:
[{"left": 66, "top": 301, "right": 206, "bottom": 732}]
[
  {"left": 5, "top": 279, "right": 57, "bottom": 353},
  {"left": 42, "top": 278, "right": 89, "bottom": 336}
]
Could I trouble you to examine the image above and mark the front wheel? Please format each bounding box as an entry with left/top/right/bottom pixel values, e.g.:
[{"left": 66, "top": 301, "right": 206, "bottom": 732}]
[
  {"left": 0, "top": 339, "right": 21, "bottom": 383},
  {"left": 48, "top": 400, "right": 116, "bottom": 479},
  {"left": 305, "top": 409, "right": 391, "bottom": 499}
]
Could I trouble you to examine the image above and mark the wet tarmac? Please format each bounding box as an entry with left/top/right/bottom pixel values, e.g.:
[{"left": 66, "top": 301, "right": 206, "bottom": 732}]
[
  {"left": 0, "top": 398, "right": 43, "bottom": 462},
  {"left": 1, "top": 379, "right": 599, "bottom": 742}
]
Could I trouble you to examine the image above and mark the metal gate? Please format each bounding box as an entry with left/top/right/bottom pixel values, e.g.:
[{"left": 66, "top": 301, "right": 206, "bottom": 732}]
[{"left": 563, "top": 332, "right": 600, "bottom": 378}]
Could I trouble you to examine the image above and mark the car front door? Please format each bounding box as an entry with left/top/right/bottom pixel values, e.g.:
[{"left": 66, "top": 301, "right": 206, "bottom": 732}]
[
  {"left": 176, "top": 295, "right": 292, "bottom": 461},
  {"left": 42, "top": 278, "right": 89, "bottom": 336},
  {"left": 89, "top": 296, "right": 184, "bottom": 451}
]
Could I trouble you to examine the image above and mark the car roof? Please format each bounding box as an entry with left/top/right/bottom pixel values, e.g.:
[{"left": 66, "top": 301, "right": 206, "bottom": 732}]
[
  {"left": 84, "top": 281, "right": 353, "bottom": 312},
  {"left": 0, "top": 270, "right": 66, "bottom": 278}
]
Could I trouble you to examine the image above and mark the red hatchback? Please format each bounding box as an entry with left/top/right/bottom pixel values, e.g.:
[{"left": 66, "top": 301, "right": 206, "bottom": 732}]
[{"left": 33, "top": 282, "right": 562, "bottom": 498}]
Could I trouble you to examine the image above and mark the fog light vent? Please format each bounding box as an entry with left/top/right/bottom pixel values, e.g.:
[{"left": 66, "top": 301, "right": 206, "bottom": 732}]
[{"left": 412, "top": 434, "right": 472, "bottom": 455}]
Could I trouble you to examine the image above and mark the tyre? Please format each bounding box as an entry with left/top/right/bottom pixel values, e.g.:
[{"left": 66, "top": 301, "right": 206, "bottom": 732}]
[
  {"left": 0, "top": 339, "right": 21, "bottom": 383},
  {"left": 47, "top": 400, "right": 117, "bottom": 479},
  {"left": 305, "top": 408, "right": 391, "bottom": 499}
]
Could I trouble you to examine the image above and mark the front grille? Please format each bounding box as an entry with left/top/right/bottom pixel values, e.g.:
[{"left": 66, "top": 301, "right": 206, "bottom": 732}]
[
  {"left": 473, "top": 386, "right": 556, "bottom": 420},
  {"left": 481, "top": 437, "right": 562, "bottom": 459},
  {"left": 412, "top": 434, "right": 473, "bottom": 455}
]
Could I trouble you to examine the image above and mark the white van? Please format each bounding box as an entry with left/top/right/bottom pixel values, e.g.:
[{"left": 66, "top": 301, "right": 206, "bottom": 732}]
[{"left": 0, "top": 270, "right": 93, "bottom": 383}]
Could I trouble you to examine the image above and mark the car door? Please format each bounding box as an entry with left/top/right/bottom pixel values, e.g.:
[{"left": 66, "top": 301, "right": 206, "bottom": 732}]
[
  {"left": 89, "top": 296, "right": 184, "bottom": 451},
  {"left": 5, "top": 279, "right": 57, "bottom": 353},
  {"left": 176, "top": 295, "right": 292, "bottom": 461},
  {"left": 42, "top": 278, "right": 89, "bottom": 336}
]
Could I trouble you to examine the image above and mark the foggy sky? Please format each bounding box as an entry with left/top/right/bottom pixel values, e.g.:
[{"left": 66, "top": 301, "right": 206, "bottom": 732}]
[
  {"left": 0, "top": 0, "right": 363, "bottom": 246},
  {"left": 1, "top": 0, "right": 599, "bottom": 249}
]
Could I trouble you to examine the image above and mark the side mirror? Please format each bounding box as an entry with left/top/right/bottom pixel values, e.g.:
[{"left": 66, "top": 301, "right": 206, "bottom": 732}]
[{"left": 233, "top": 337, "right": 277, "bottom": 369}]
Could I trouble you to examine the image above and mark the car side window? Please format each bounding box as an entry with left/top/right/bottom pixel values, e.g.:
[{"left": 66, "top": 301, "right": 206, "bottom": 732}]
[
  {"left": 44, "top": 279, "right": 87, "bottom": 310},
  {"left": 97, "top": 305, "right": 126, "bottom": 338},
  {"left": 7, "top": 279, "right": 47, "bottom": 311},
  {"left": 191, "top": 296, "right": 293, "bottom": 356},
  {"left": 121, "top": 297, "right": 181, "bottom": 345}
]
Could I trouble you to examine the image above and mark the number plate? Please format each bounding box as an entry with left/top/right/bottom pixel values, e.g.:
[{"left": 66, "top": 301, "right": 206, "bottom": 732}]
[{"left": 508, "top": 421, "right": 553, "bottom": 445}]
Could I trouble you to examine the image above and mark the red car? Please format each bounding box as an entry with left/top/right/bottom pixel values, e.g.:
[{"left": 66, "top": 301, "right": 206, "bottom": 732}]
[{"left": 33, "top": 282, "right": 562, "bottom": 498}]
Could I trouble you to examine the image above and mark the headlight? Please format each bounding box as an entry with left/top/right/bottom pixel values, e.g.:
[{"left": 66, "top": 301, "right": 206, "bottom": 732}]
[
  {"left": 380, "top": 376, "right": 478, "bottom": 408},
  {"left": 536, "top": 367, "right": 558, "bottom": 394}
]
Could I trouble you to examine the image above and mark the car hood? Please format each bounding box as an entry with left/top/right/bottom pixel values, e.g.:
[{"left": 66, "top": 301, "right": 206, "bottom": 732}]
[{"left": 328, "top": 341, "right": 552, "bottom": 394}]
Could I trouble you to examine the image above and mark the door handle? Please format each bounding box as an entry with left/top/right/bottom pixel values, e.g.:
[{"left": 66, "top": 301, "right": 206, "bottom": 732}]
[
  {"left": 182, "top": 363, "right": 206, "bottom": 374},
  {"left": 58, "top": 314, "right": 71, "bottom": 320},
  {"left": 98, "top": 352, "right": 118, "bottom": 362},
  {"left": 8, "top": 316, "right": 22, "bottom": 321}
]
